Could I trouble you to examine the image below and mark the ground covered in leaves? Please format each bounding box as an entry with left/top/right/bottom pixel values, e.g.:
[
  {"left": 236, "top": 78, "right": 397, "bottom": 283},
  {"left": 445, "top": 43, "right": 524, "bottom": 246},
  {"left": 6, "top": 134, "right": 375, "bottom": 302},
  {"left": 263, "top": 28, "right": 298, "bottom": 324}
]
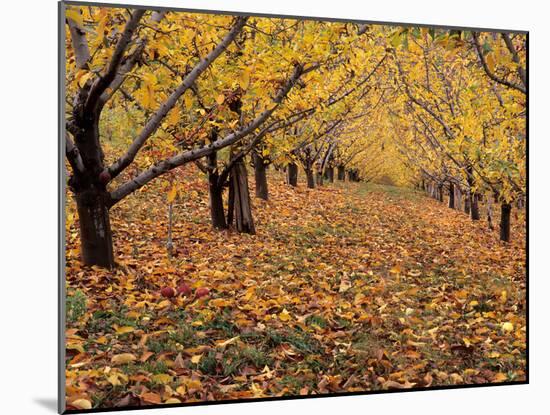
[{"left": 65, "top": 168, "right": 526, "bottom": 410}]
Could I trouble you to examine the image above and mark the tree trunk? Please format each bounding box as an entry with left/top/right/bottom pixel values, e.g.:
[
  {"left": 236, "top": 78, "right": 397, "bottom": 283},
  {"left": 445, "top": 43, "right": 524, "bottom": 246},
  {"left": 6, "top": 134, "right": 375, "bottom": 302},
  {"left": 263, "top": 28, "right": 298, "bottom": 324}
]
[
  {"left": 305, "top": 168, "right": 315, "bottom": 189},
  {"left": 500, "top": 202, "right": 512, "bottom": 242},
  {"left": 209, "top": 175, "right": 227, "bottom": 229},
  {"left": 326, "top": 166, "right": 334, "bottom": 183},
  {"left": 437, "top": 183, "right": 444, "bottom": 202},
  {"left": 448, "top": 182, "right": 455, "bottom": 209},
  {"left": 455, "top": 186, "right": 462, "bottom": 211},
  {"left": 286, "top": 163, "right": 298, "bottom": 187},
  {"left": 316, "top": 171, "right": 324, "bottom": 186},
  {"left": 337, "top": 165, "right": 346, "bottom": 181},
  {"left": 70, "top": 115, "right": 115, "bottom": 268},
  {"left": 466, "top": 165, "right": 480, "bottom": 220},
  {"left": 464, "top": 192, "right": 471, "bottom": 215},
  {"left": 75, "top": 188, "right": 115, "bottom": 268},
  {"left": 228, "top": 159, "right": 255, "bottom": 234},
  {"left": 471, "top": 192, "right": 480, "bottom": 220},
  {"left": 253, "top": 151, "right": 269, "bottom": 200}
]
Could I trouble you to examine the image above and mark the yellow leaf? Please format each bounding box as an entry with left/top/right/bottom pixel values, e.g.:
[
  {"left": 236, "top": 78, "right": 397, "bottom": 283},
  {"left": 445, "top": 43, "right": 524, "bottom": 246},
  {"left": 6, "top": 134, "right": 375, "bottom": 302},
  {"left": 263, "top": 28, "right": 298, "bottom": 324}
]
[
  {"left": 66, "top": 9, "right": 84, "bottom": 27},
  {"left": 165, "top": 398, "right": 181, "bottom": 404},
  {"left": 71, "top": 399, "right": 92, "bottom": 410},
  {"left": 486, "top": 52, "right": 496, "bottom": 72},
  {"left": 215, "top": 335, "right": 240, "bottom": 348},
  {"left": 114, "top": 325, "right": 134, "bottom": 335},
  {"left": 111, "top": 353, "right": 137, "bottom": 365},
  {"left": 279, "top": 308, "right": 292, "bottom": 322},
  {"left": 78, "top": 71, "right": 94, "bottom": 88},
  {"left": 152, "top": 373, "right": 173, "bottom": 384},
  {"left": 499, "top": 290, "right": 507, "bottom": 304},
  {"left": 184, "top": 93, "right": 194, "bottom": 109},
  {"left": 168, "top": 106, "right": 180, "bottom": 126},
  {"left": 501, "top": 322, "right": 514, "bottom": 332},
  {"left": 191, "top": 354, "right": 202, "bottom": 364},
  {"left": 167, "top": 185, "right": 177, "bottom": 203},
  {"left": 107, "top": 374, "right": 121, "bottom": 386},
  {"left": 216, "top": 94, "right": 225, "bottom": 105},
  {"left": 239, "top": 69, "right": 250, "bottom": 89},
  {"left": 213, "top": 270, "right": 225, "bottom": 278}
]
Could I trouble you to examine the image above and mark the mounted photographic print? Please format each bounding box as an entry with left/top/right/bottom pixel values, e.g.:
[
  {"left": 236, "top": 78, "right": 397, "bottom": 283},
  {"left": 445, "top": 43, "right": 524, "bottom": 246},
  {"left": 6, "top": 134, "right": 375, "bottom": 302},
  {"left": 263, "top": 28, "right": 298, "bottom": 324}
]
[{"left": 60, "top": 1, "right": 527, "bottom": 412}]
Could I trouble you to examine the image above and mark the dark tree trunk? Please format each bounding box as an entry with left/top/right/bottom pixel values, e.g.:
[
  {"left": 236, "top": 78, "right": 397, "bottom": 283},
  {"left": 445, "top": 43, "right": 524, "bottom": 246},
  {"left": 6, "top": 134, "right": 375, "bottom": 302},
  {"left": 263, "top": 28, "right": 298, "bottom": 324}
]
[
  {"left": 471, "top": 193, "right": 480, "bottom": 220},
  {"left": 209, "top": 176, "right": 227, "bottom": 229},
  {"left": 500, "top": 202, "right": 512, "bottom": 242},
  {"left": 464, "top": 192, "right": 471, "bottom": 214},
  {"left": 253, "top": 151, "right": 269, "bottom": 200},
  {"left": 448, "top": 182, "right": 455, "bottom": 209},
  {"left": 206, "top": 146, "right": 227, "bottom": 230},
  {"left": 228, "top": 159, "right": 255, "bottom": 234},
  {"left": 326, "top": 166, "right": 334, "bottom": 183},
  {"left": 466, "top": 165, "right": 480, "bottom": 220},
  {"left": 75, "top": 188, "right": 115, "bottom": 268},
  {"left": 337, "top": 165, "right": 346, "bottom": 181},
  {"left": 305, "top": 168, "right": 315, "bottom": 189},
  {"left": 70, "top": 115, "right": 115, "bottom": 268},
  {"left": 286, "top": 163, "right": 298, "bottom": 187}
]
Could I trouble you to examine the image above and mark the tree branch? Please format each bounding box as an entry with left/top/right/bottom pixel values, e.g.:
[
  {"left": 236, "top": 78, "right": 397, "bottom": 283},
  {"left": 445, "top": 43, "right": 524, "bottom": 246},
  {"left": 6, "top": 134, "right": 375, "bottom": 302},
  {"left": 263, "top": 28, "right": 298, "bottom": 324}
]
[
  {"left": 501, "top": 33, "right": 527, "bottom": 90},
  {"left": 66, "top": 14, "right": 90, "bottom": 69},
  {"left": 66, "top": 133, "right": 86, "bottom": 174},
  {"left": 84, "top": 9, "right": 146, "bottom": 113},
  {"left": 109, "top": 61, "right": 306, "bottom": 205},
  {"left": 472, "top": 32, "right": 526, "bottom": 94},
  {"left": 107, "top": 16, "right": 248, "bottom": 180}
]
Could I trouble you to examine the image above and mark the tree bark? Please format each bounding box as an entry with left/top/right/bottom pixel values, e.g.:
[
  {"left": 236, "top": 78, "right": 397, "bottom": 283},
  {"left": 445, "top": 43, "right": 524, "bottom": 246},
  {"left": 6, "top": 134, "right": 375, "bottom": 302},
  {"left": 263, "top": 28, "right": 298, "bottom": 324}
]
[
  {"left": 437, "top": 183, "right": 444, "bottom": 203},
  {"left": 286, "top": 163, "right": 298, "bottom": 187},
  {"left": 326, "top": 166, "right": 334, "bottom": 183},
  {"left": 337, "top": 165, "right": 346, "bottom": 181},
  {"left": 448, "top": 182, "right": 455, "bottom": 209},
  {"left": 466, "top": 165, "right": 480, "bottom": 220},
  {"left": 500, "top": 202, "right": 512, "bottom": 242},
  {"left": 253, "top": 151, "right": 269, "bottom": 200},
  {"left": 209, "top": 175, "right": 227, "bottom": 229},
  {"left": 228, "top": 159, "right": 255, "bottom": 234},
  {"left": 455, "top": 185, "right": 462, "bottom": 211},
  {"left": 305, "top": 168, "right": 315, "bottom": 189},
  {"left": 464, "top": 193, "right": 471, "bottom": 215},
  {"left": 75, "top": 188, "right": 115, "bottom": 268},
  {"left": 471, "top": 193, "right": 480, "bottom": 220}
]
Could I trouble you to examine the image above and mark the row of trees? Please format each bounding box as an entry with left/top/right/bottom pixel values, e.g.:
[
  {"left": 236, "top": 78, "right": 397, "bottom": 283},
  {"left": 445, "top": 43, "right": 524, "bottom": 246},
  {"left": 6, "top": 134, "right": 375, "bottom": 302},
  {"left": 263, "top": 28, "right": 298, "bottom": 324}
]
[{"left": 64, "top": 6, "right": 526, "bottom": 268}]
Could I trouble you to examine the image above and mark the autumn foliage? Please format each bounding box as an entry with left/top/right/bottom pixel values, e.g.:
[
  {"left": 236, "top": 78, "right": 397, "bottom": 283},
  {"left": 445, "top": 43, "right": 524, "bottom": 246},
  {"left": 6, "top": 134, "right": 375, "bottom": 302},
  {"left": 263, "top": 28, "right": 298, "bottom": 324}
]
[{"left": 63, "top": 3, "right": 526, "bottom": 411}]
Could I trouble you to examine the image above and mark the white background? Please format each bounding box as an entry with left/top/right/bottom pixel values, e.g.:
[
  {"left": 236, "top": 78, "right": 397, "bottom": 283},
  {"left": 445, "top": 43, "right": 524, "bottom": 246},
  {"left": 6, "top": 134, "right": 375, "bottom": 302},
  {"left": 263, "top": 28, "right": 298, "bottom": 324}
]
[{"left": 0, "top": 0, "right": 546, "bottom": 413}]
